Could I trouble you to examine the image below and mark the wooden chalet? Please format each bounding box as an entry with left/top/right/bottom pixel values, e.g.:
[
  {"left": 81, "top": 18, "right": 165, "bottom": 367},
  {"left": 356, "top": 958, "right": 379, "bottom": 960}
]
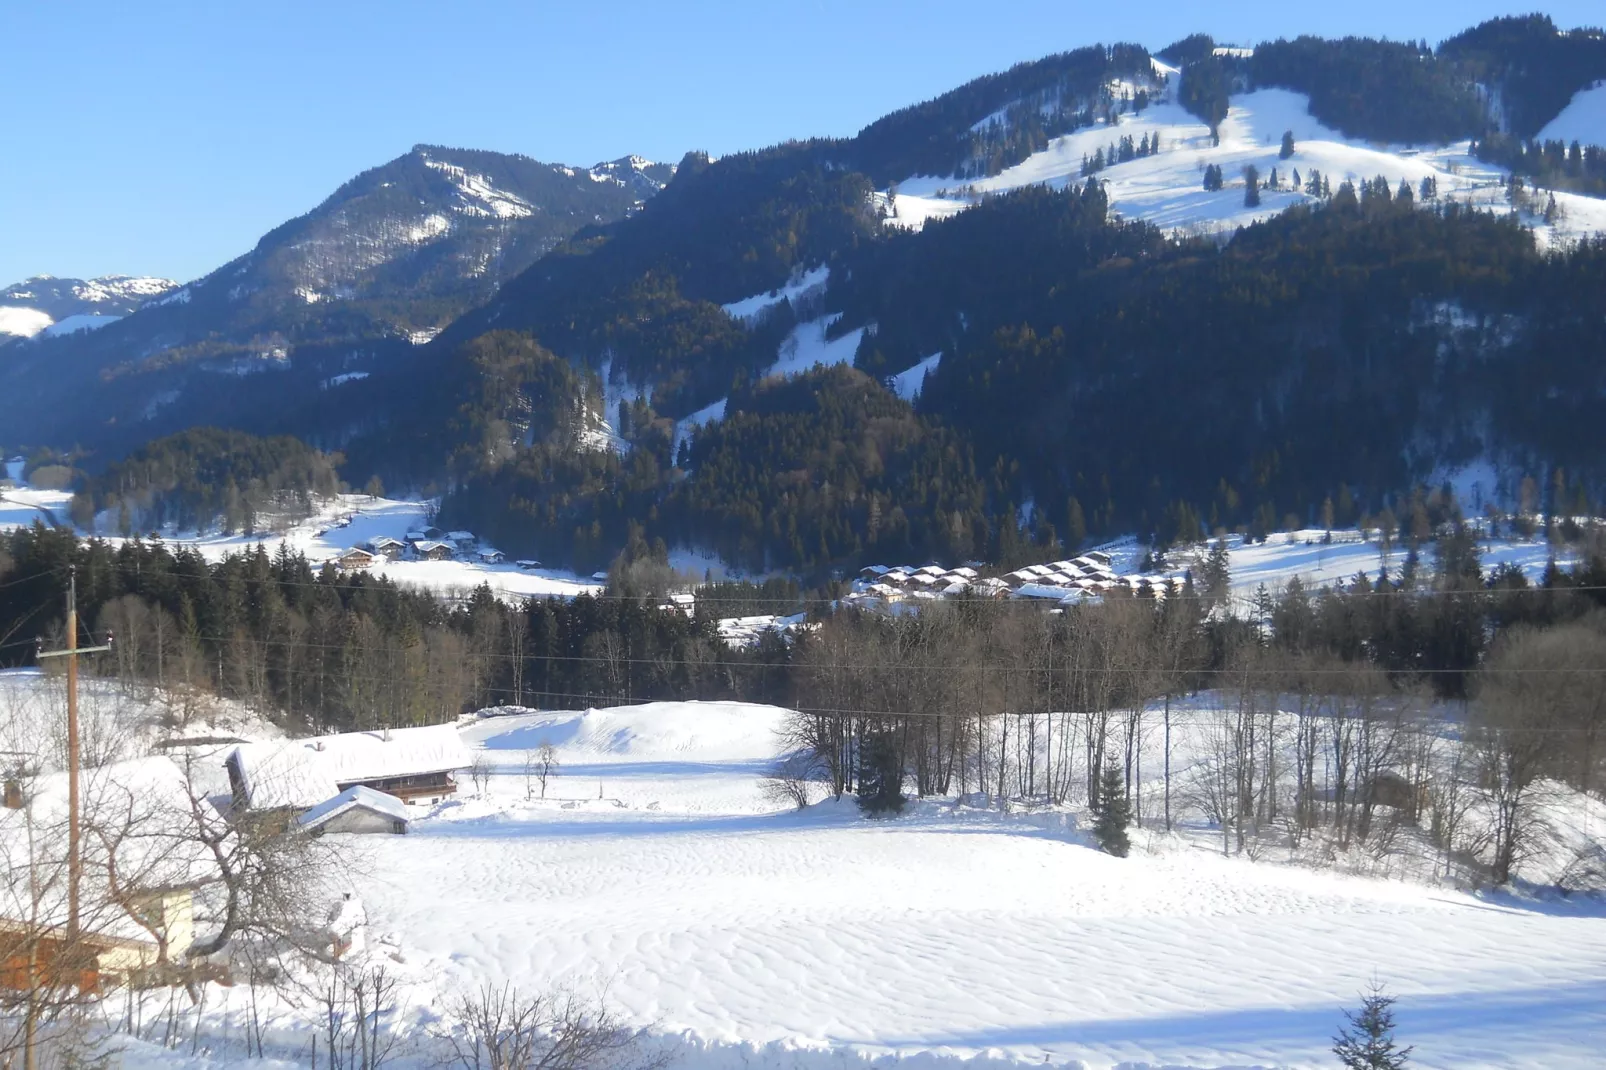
[
  {"left": 336, "top": 547, "right": 377, "bottom": 570},
  {"left": 226, "top": 723, "right": 473, "bottom": 814},
  {"left": 414, "top": 540, "right": 454, "bottom": 561}
]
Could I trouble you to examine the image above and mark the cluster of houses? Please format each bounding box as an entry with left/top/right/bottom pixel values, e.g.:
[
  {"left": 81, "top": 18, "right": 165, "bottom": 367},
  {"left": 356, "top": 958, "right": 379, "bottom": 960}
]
[
  {"left": 845, "top": 551, "right": 1168, "bottom": 609},
  {"left": 333, "top": 527, "right": 538, "bottom": 572}
]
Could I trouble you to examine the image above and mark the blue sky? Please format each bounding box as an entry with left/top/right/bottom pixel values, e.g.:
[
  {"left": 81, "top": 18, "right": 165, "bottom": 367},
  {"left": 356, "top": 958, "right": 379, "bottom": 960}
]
[{"left": 3, "top": 1, "right": 1602, "bottom": 286}]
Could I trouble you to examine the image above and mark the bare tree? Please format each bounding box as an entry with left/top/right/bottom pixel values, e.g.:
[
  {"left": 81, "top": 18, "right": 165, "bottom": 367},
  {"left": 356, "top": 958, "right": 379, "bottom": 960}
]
[
  {"left": 761, "top": 751, "right": 819, "bottom": 811},
  {"left": 441, "top": 984, "right": 669, "bottom": 1070}
]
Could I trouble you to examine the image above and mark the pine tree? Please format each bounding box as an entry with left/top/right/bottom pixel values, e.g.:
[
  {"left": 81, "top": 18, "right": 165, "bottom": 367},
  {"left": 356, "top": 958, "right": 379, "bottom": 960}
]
[
  {"left": 1279, "top": 130, "right": 1296, "bottom": 159},
  {"left": 1332, "top": 985, "right": 1412, "bottom": 1069},
  {"left": 1092, "top": 761, "right": 1132, "bottom": 857},
  {"left": 856, "top": 730, "right": 905, "bottom": 816},
  {"left": 1243, "top": 165, "right": 1261, "bottom": 207}
]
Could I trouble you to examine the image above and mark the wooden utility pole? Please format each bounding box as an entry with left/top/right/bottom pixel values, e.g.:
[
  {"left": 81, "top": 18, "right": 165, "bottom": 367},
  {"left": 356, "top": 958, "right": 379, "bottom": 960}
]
[{"left": 36, "top": 567, "right": 111, "bottom": 936}]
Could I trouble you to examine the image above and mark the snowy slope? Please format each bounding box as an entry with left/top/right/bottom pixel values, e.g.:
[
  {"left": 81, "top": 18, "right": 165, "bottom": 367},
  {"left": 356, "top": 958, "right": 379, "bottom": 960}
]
[
  {"left": 889, "top": 352, "right": 942, "bottom": 400},
  {"left": 1538, "top": 81, "right": 1606, "bottom": 146},
  {"left": 332, "top": 698, "right": 1606, "bottom": 1070},
  {"left": 889, "top": 86, "right": 1606, "bottom": 245}
]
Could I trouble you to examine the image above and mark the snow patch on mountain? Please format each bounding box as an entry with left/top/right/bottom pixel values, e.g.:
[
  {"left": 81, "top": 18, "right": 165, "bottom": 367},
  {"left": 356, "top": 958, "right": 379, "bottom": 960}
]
[
  {"left": 886, "top": 85, "right": 1606, "bottom": 244},
  {"left": 889, "top": 351, "right": 942, "bottom": 401},
  {"left": 44, "top": 313, "right": 121, "bottom": 336},
  {"left": 421, "top": 156, "right": 534, "bottom": 219},
  {"left": 721, "top": 265, "right": 829, "bottom": 324},
  {"left": 768, "top": 315, "right": 865, "bottom": 380},
  {"left": 1538, "top": 80, "right": 1606, "bottom": 147}
]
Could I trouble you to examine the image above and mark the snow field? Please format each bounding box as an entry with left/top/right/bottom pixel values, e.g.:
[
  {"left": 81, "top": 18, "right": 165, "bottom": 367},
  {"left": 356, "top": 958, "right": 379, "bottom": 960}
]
[
  {"left": 888, "top": 85, "right": 1606, "bottom": 247},
  {"left": 338, "top": 700, "right": 1606, "bottom": 1070},
  {"left": 1537, "top": 80, "right": 1606, "bottom": 147}
]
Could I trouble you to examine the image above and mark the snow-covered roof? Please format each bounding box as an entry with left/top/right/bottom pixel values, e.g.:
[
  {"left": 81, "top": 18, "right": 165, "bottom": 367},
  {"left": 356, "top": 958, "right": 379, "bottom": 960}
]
[
  {"left": 917, "top": 565, "right": 947, "bottom": 576},
  {"left": 446, "top": 530, "right": 475, "bottom": 541},
  {"left": 948, "top": 567, "right": 978, "bottom": 579},
  {"left": 339, "top": 547, "right": 376, "bottom": 560},
  {"left": 230, "top": 725, "right": 471, "bottom": 810},
  {"left": 369, "top": 536, "right": 405, "bottom": 548},
  {"left": 294, "top": 785, "right": 411, "bottom": 832},
  {"left": 0, "top": 756, "right": 217, "bottom": 938},
  {"left": 415, "top": 540, "right": 452, "bottom": 554}
]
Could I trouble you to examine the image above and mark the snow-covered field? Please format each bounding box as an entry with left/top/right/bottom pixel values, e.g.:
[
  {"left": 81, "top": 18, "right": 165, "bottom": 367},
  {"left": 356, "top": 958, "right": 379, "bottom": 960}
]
[
  {"left": 322, "top": 700, "right": 1606, "bottom": 1070},
  {"left": 889, "top": 84, "right": 1606, "bottom": 247}
]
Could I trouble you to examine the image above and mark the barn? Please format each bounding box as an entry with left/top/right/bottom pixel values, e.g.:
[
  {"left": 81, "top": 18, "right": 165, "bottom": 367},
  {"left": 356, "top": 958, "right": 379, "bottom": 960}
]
[{"left": 294, "top": 786, "right": 411, "bottom": 835}]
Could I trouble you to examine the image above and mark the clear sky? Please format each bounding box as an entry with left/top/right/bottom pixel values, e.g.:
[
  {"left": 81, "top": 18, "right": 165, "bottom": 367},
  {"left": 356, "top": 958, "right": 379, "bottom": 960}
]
[{"left": 3, "top": 1, "right": 1602, "bottom": 286}]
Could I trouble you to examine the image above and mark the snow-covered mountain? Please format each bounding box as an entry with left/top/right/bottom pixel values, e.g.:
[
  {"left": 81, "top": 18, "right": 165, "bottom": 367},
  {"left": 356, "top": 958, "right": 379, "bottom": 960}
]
[
  {"left": 887, "top": 68, "right": 1606, "bottom": 247},
  {"left": 0, "top": 274, "right": 179, "bottom": 340},
  {"left": 0, "top": 146, "right": 673, "bottom": 451}
]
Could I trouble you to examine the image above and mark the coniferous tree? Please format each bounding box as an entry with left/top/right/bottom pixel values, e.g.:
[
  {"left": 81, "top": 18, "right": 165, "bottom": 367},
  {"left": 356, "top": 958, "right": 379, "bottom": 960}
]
[
  {"left": 1333, "top": 985, "right": 1412, "bottom": 1070},
  {"left": 1280, "top": 130, "right": 1296, "bottom": 159},
  {"left": 1092, "top": 761, "right": 1132, "bottom": 856},
  {"left": 1243, "top": 165, "right": 1262, "bottom": 207},
  {"left": 856, "top": 730, "right": 906, "bottom": 816}
]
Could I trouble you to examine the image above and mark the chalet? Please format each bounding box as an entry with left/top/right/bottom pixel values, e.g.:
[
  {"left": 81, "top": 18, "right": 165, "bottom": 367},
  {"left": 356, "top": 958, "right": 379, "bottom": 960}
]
[
  {"left": 1083, "top": 551, "right": 1113, "bottom": 566},
  {"left": 859, "top": 565, "right": 891, "bottom": 580},
  {"left": 514, "top": 559, "right": 542, "bottom": 570},
  {"left": 917, "top": 565, "right": 947, "bottom": 577},
  {"left": 446, "top": 530, "right": 477, "bottom": 549},
  {"left": 0, "top": 757, "right": 210, "bottom": 987},
  {"left": 972, "top": 578, "right": 1011, "bottom": 598},
  {"left": 478, "top": 549, "right": 507, "bottom": 564},
  {"left": 414, "top": 540, "right": 454, "bottom": 561},
  {"left": 948, "top": 566, "right": 978, "bottom": 580},
  {"left": 226, "top": 723, "right": 473, "bottom": 813},
  {"left": 336, "top": 547, "right": 377, "bottom": 570},
  {"left": 294, "top": 786, "right": 410, "bottom": 835},
  {"left": 941, "top": 580, "right": 970, "bottom": 597},
  {"left": 404, "top": 530, "right": 429, "bottom": 544},
  {"left": 368, "top": 536, "right": 406, "bottom": 560}
]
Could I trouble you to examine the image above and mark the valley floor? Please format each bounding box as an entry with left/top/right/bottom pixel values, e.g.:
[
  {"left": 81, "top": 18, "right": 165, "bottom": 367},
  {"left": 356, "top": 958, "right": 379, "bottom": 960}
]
[{"left": 334, "top": 703, "right": 1605, "bottom": 1070}]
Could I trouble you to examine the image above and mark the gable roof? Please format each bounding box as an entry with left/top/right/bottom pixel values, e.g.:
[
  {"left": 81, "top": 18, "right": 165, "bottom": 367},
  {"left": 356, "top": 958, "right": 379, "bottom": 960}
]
[
  {"left": 229, "top": 724, "right": 471, "bottom": 810},
  {"left": 294, "top": 785, "right": 411, "bottom": 832}
]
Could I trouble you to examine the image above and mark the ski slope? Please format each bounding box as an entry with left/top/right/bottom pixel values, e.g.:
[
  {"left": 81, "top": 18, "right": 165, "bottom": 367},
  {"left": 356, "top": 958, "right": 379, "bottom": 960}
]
[
  {"left": 339, "top": 700, "right": 1606, "bottom": 1070},
  {"left": 889, "top": 86, "right": 1606, "bottom": 246},
  {"left": 1538, "top": 80, "right": 1606, "bottom": 146}
]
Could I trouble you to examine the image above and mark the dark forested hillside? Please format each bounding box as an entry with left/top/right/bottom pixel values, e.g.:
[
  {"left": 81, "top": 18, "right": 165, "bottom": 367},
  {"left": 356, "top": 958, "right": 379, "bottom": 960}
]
[
  {"left": 1247, "top": 37, "right": 1485, "bottom": 144},
  {"left": 849, "top": 44, "right": 1156, "bottom": 183},
  {"left": 1441, "top": 16, "right": 1606, "bottom": 139},
  {"left": 68, "top": 428, "right": 343, "bottom": 535}
]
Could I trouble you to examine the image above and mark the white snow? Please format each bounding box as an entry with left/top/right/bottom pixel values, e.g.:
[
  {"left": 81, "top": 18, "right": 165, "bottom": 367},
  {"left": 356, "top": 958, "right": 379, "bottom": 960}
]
[
  {"left": 721, "top": 265, "right": 830, "bottom": 324},
  {"left": 320, "top": 699, "right": 1606, "bottom": 1070},
  {"left": 321, "top": 370, "right": 370, "bottom": 388},
  {"left": 42, "top": 312, "right": 121, "bottom": 335},
  {"left": 886, "top": 85, "right": 1606, "bottom": 245},
  {"left": 1537, "top": 80, "right": 1606, "bottom": 147},
  {"left": 766, "top": 315, "right": 865, "bottom": 380},
  {"left": 422, "top": 156, "right": 534, "bottom": 219},
  {"left": 889, "top": 351, "right": 941, "bottom": 401},
  {"left": 0, "top": 306, "right": 53, "bottom": 338}
]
